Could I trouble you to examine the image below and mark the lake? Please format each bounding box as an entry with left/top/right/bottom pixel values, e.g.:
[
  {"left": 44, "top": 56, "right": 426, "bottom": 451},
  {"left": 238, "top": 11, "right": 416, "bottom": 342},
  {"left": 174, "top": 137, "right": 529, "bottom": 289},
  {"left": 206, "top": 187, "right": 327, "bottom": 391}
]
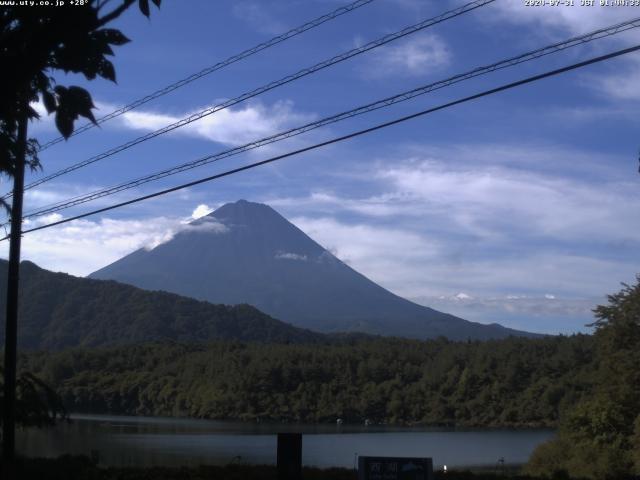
[{"left": 16, "top": 414, "right": 554, "bottom": 470}]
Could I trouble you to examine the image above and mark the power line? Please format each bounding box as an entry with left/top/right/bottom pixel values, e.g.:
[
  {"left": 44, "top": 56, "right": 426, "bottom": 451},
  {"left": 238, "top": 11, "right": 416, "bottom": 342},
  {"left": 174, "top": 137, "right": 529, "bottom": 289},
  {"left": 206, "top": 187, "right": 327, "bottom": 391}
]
[
  {"left": 12, "top": 0, "right": 496, "bottom": 198},
  {"left": 35, "top": 0, "right": 376, "bottom": 152},
  {"left": 8, "top": 43, "right": 640, "bottom": 241},
  {"left": 21, "top": 16, "right": 640, "bottom": 218},
  {"left": 20, "top": 17, "right": 640, "bottom": 221}
]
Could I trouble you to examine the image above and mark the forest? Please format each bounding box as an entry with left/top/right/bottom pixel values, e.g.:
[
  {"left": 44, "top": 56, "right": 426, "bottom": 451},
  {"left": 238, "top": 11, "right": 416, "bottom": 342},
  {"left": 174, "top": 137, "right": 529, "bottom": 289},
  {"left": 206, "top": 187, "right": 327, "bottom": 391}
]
[
  {"left": 4, "top": 274, "right": 639, "bottom": 479},
  {"left": 6, "top": 276, "right": 640, "bottom": 479},
  {"left": 524, "top": 280, "right": 640, "bottom": 479},
  {"left": 20, "top": 335, "right": 595, "bottom": 428}
]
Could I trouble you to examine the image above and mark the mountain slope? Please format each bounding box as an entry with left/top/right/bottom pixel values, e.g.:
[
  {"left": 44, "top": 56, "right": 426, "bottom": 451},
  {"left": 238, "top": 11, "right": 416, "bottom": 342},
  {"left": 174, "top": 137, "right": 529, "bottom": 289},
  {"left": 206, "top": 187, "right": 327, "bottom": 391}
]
[
  {"left": 90, "top": 200, "right": 536, "bottom": 340},
  {"left": 0, "top": 260, "right": 325, "bottom": 349}
]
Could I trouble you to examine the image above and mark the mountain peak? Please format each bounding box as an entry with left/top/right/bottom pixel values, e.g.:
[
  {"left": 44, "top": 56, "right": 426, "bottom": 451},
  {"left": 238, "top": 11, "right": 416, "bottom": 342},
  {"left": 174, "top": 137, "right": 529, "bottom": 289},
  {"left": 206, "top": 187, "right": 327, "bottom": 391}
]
[
  {"left": 208, "top": 199, "right": 283, "bottom": 224},
  {"left": 214, "top": 199, "right": 270, "bottom": 211},
  {"left": 90, "top": 201, "right": 537, "bottom": 340}
]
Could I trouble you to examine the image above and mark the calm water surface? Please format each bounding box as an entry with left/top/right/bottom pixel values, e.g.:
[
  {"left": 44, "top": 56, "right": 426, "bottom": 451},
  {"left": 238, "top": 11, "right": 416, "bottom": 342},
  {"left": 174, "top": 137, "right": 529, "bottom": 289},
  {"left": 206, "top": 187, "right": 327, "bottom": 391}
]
[{"left": 17, "top": 414, "right": 554, "bottom": 469}]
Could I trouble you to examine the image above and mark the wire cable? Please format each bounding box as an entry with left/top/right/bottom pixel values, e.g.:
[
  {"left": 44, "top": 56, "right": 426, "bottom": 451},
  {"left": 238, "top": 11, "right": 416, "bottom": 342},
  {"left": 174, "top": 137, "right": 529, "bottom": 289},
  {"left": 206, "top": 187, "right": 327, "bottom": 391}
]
[
  {"left": 12, "top": 0, "right": 496, "bottom": 198},
  {"left": 36, "top": 0, "right": 377, "bottom": 152},
  {"left": 8, "top": 43, "right": 639, "bottom": 241},
  {"left": 19, "top": 17, "right": 640, "bottom": 221}
]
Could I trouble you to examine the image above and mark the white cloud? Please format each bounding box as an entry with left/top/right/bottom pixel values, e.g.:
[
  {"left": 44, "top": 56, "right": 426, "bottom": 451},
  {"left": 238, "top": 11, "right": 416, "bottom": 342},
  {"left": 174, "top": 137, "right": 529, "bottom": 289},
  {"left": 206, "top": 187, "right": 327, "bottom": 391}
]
[
  {"left": 191, "top": 204, "right": 213, "bottom": 219},
  {"left": 546, "top": 104, "right": 640, "bottom": 122},
  {"left": 28, "top": 100, "right": 57, "bottom": 134},
  {"left": 489, "top": 2, "right": 640, "bottom": 102},
  {"left": 269, "top": 191, "right": 408, "bottom": 218},
  {"left": 291, "top": 215, "right": 441, "bottom": 288},
  {"left": 275, "top": 252, "right": 307, "bottom": 261},
  {"left": 23, "top": 183, "right": 106, "bottom": 212},
  {"left": 280, "top": 206, "right": 631, "bottom": 333},
  {"left": 422, "top": 292, "right": 600, "bottom": 334},
  {"left": 289, "top": 209, "right": 635, "bottom": 305},
  {"left": 7, "top": 216, "right": 180, "bottom": 276},
  {"left": 141, "top": 216, "right": 229, "bottom": 251},
  {"left": 25, "top": 212, "right": 64, "bottom": 227},
  {"left": 592, "top": 56, "right": 640, "bottom": 101},
  {"left": 455, "top": 292, "right": 473, "bottom": 301},
  {"left": 30, "top": 101, "right": 48, "bottom": 118},
  {"left": 116, "top": 100, "right": 314, "bottom": 147},
  {"left": 366, "top": 33, "right": 450, "bottom": 77},
  {"left": 399, "top": 142, "right": 623, "bottom": 175},
  {"left": 25, "top": 188, "right": 69, "bottom": 207},
  {"left": 289, "top": 213, "right": 627, "bottom": 332},
  {"left": 182, "top": 217, "right": 229, "bottom": 236},
  {"left": 266, "top": 142, "right": 639, "bottom": 316},
  {"left": 232, "top": 1, "right": 287, "bottom": 35},
  {"left": 429, "top": 292, "right": 592, "bottom": 317},
  {"left": 272, "top": 147, "right": 640, "bottom": 246},
  {"left": 0, "top": 206, "right": 228, "bottom": 276},
  {"left": 376, "top": 158, "right": 640, "bottom": 243},
  {"left": 492, "top": 1, "right": 639, "bottom": 36}
]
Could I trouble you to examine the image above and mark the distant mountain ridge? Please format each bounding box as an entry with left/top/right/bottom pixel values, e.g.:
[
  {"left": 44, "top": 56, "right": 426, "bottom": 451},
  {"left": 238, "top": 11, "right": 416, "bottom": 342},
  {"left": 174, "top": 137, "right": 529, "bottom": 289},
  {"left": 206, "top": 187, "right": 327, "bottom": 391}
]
[
  {"left": 0, "top": 260, "right": 326, "bottom": 350},
  {"left": 90, "top": 200, "right": 537, "bottom": 340}
]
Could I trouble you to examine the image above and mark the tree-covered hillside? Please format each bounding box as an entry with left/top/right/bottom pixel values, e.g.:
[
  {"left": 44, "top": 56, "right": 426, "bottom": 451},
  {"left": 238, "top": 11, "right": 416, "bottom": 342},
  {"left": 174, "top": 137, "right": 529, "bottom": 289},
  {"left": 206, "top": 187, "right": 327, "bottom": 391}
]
[
  {"left": 0, "top": 260, "right": 325, "bottom": 349},
  {"left": 22, "top": 335, "right": 595, "bottom": 427},
  {"left": 525, "top": 278, "right": 640, "bottom": 479}
]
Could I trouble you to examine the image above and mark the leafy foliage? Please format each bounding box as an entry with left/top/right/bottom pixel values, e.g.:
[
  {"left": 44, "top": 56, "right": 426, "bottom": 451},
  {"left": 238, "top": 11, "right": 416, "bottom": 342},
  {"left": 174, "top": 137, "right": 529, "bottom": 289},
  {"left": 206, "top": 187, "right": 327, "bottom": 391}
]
[
  {"left": 21, "top": 334, "right": 595, "bottom": 428},
  {"left": 0, "top": 0, "right": 161, "bottom": 456},
  {"left": 0, "top": 366, "right": 66, "bottom": 429},
  {"left": 633, "top": 416, "right": 640, "bottom": 474},
  {"left": 525, "top": 277, "right": 640, "bottom": 479},
  {"left": 0, "top": 0, "right": 160, "bottom": 209}
]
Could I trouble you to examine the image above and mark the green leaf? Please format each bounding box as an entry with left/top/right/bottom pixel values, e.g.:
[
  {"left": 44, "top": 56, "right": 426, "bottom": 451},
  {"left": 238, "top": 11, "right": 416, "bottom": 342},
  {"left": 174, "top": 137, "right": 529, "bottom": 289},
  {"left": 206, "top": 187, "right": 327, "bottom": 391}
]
[
  {"left": 97, "top": 58, "right": 116, "bottom": 82},
  {"left": 66, "top": 86, "right": 97, "bottom": 124},
  {"left": 27, "top": 105, "right": 40, "bottom": 120},
  {"left": 99, "top": 28, "right": 130, "bottom": 47},
  {"left": 42, "top": 90, "right": 57, "bottom": 114},
  {"left": 52, "top": 85, "right": 97, "bottom": 137},
  {"left": 34, "top": 71, "right": 51, "bottom": 92},
  {"left": 55, "top": 111, "right": 74, "bottom": 139},
  {"left": 139, "top": 0, "right": 150, "bottom": 17}
]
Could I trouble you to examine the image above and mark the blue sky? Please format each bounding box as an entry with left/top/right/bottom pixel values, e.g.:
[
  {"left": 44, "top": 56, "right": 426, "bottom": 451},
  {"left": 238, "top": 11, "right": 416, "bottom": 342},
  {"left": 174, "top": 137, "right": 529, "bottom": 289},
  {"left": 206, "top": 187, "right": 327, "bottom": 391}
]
[{"left": 3, "top": 0, "right": 640, "bottom": 334}]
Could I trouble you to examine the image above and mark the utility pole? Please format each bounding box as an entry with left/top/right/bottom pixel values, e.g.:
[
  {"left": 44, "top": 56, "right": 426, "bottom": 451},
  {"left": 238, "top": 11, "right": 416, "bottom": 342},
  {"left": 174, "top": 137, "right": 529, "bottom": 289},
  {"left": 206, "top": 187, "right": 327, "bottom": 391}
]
[{"left": 2, "top": 92, "right": 28, "bottom": 472}]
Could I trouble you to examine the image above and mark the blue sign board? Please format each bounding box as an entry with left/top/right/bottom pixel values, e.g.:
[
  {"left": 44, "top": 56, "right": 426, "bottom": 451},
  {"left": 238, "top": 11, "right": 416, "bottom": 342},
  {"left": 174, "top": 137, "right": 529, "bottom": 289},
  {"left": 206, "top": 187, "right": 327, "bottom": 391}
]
[{"left": 358, "top": 456, "right": 434, "bottom": 480}]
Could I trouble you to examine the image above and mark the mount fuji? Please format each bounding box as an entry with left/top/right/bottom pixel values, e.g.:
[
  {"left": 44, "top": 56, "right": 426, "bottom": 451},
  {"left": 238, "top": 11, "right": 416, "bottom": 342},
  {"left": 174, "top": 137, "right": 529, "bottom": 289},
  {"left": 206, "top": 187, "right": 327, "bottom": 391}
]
[{"left": 90, "top": 200, "right": 536, "bottom": 340}]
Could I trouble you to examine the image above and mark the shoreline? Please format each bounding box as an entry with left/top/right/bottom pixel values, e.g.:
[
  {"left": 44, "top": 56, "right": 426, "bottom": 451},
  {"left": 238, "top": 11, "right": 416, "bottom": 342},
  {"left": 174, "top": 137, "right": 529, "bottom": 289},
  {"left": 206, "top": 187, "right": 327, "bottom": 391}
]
[{"left": 67, "top": 412, "right": 560, "bottom": 432}]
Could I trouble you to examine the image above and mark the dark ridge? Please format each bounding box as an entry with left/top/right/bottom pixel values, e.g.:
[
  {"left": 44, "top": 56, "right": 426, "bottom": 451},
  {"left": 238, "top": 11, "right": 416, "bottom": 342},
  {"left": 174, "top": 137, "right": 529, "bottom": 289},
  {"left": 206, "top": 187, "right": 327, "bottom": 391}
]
[{"left": 0, "top": 259, "right": 326, "bottom": 350}]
